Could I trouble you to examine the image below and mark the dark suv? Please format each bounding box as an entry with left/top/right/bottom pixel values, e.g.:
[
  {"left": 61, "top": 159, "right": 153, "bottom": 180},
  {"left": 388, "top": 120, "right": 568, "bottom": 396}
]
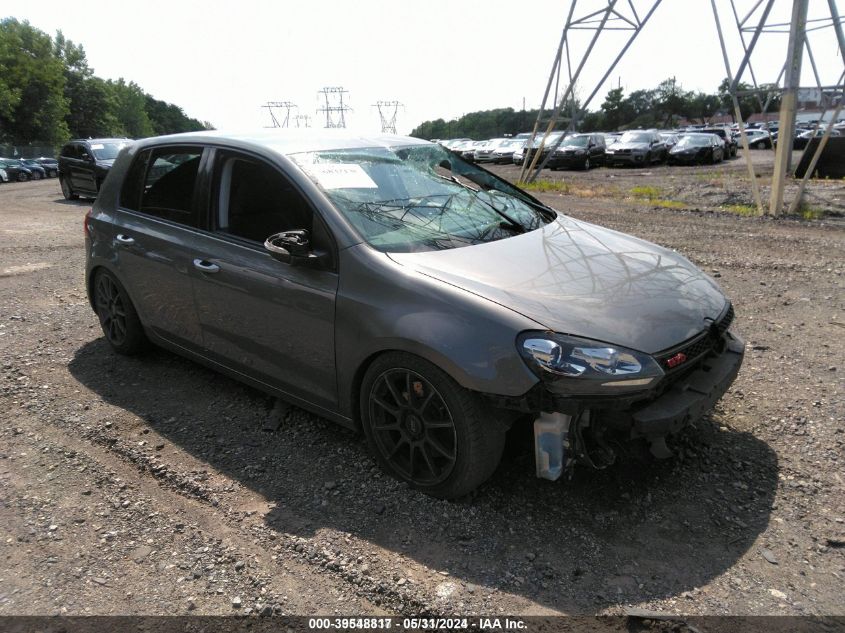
[{"left": 59, "top": 138, "right": 132, "bottom": 200}]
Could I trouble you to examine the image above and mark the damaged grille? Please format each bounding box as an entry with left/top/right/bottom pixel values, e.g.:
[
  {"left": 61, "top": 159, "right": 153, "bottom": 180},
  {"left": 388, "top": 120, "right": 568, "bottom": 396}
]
[{"left": 655, "top": 303, "right": 734, "bottom": 374}]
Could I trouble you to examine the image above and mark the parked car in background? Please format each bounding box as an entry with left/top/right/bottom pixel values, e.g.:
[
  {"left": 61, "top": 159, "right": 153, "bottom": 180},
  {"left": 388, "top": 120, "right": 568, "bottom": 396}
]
[
  {"left": 85, "top": 129, "right": 743, "bottom": 498},
  {"left": 33, "top": 157, "right": 59, "bottom": 177},
  {"left": 546, "top": 133, "right": 606, "bottom": 170},
  {"left": 659, "top": 132, "right": 680, "bottom": 149},
  {"left": 668, "top": 133, "right": 724, "bottom": 164},
  {"left": 604, "top": 132, "right": 622, "bottom": 146},
  {"left": 0, "top": 158, "right": 34, "bottom": 182},
  {"left": 447, "top": 139, "right": 472, "bottom": 155},
  {"left": 491, "top": 138, "right": 523, "bottom": 164},
  {"left": 19, "top": 159, "right": 48, "bottom": 180},
  {"left": 735, "top": 129, "right": 772, "bottom": 149},
  {"left": 604, "top": 130, "right": 666, "bottom": 166},
  {"left": 792, "top": 127, "right": 841, "bottom": 150},
  {"left": 461, "top": 141, "right": 486, "bottom": 162},
  {"left": 474, "top": 138, "right": 510, "bottom": 163},
  {"left": 700, "top": 127, "right": 737, "bottom": 157},
  {"left": 58, "top": 138, "right": 132, "bottom": 200}
]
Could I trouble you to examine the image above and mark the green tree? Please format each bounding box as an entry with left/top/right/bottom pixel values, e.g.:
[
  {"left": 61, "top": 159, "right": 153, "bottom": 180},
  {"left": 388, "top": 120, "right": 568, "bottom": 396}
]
[
  {"left": 0, "top": 18, "right": 69, "bottom": 144},
  {"left": 600, "top": 87, "right": 628, "bottom": 130},
  {"left": 107, "top": 79, "right": 154, "bottom": 138}
]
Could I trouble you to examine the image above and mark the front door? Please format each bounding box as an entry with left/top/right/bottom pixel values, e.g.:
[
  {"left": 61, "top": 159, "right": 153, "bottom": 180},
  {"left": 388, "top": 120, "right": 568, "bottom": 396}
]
[{"left": 189, "top": 151, "right": 339, "bottom": 409}]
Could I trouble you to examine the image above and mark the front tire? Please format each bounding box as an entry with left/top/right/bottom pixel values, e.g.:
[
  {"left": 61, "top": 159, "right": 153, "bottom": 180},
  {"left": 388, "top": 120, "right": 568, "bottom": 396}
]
[
  {"left": 17, "top": 172, "right": 30, "bottom": 182},
  {"left": 583, "top": 157, "right": 591, "bottom": 171},
  {"left": 60, "top": 177, "right": 78, "bottom": 200},
  {"left": 360, "top": 352, "right": 506, "bottom": 499},
  {"left": 93, "top": 270, "right": 148, "bottom": 355}
]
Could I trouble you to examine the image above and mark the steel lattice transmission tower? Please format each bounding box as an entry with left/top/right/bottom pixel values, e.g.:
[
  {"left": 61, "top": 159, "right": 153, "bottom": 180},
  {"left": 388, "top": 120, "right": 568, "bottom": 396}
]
[
  {"left": 317, "top": 87, "right": 352, "bottom": 128},
  {"left": 262, "top": 101, "right": 298, "bottom": 128},
  {"left": 711, "top": 0, "right": 845, "bottom": 215},
  {"left": 373, "top": 100, "right": 404, "bottom": 134},
  {"left": 294, "top": 114, "right": 312, "bottom": 128},
  {"left": 519, "top": 0, "right": 663, "bottom": 183}
]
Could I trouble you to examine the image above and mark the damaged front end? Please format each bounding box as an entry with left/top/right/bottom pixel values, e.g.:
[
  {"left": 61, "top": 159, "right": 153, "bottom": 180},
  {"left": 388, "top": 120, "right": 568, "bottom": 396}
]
[{"left": 495, "top": 303, "right": 744, "bottom": 480}]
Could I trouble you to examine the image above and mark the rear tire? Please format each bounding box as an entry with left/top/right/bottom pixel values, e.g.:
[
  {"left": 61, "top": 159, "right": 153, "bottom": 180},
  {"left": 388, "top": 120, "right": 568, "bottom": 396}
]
[
  {"left": 17, "top": 172, "right": 30, "bottom": 182},
  {"left": 583, "top": 157, "right": 591, "bottom": 171},
  {"left": 93, "top": 269, "right": 148, "bottom": 355},
  {"left": 60, "top": 177, "right": 78, "bottom": 200},
  {"left": 360, "top": 352, "right": 506, "bottom": 499}
]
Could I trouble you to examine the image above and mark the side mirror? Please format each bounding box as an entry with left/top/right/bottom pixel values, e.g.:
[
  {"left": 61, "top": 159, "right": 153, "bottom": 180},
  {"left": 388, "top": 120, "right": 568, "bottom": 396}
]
[{"left": 264, "top": 230, "right": 324, "bottom": 267}]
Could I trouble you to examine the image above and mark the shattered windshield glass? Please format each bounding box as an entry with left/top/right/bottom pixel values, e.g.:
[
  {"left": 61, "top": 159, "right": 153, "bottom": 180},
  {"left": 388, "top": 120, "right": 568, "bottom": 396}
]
[{"left": 291, "top": 144, "right": 554, "bottom": 253}]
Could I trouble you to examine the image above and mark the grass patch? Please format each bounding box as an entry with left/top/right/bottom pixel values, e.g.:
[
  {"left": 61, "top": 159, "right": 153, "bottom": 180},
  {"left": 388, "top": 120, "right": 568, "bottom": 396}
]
[
  {"left": 518, "top": 179, "right": 570, "bottom": 193},
  {"left": 629, "top": 185, "right": 663, "bottom": 200},
  {"left": 721, "top": 203, "right": 759, "bottom": 216},
  {"left": 798, "top": 205, "right": 825, "bottom": 220},
  {"left": 651, "top": 199, "right": 687, "bottom": 209}
]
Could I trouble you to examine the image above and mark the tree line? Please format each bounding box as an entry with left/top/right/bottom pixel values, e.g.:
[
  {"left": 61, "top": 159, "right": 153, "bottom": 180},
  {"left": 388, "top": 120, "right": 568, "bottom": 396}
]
[
  {"left": 0, "top": 18, "right": 211, "bottom": 146},
  {"left": 410, "top": 77, "right": 780, "bottom": 139}
]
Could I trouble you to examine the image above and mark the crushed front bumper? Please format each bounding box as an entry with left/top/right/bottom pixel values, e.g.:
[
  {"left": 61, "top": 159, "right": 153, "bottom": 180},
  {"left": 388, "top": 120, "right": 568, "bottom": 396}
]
[
  {"left": 630, "top": 333, "right": 744, "bottom": 440},
  {"left": 488, "top": 326, "right": 745, "bottom": 472}
]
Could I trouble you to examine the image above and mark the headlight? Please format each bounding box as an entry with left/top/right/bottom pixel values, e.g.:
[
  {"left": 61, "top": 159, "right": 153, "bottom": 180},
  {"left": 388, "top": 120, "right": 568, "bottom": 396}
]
[{"left": 518, "top": 332, "right": 664, "bottom": 394}]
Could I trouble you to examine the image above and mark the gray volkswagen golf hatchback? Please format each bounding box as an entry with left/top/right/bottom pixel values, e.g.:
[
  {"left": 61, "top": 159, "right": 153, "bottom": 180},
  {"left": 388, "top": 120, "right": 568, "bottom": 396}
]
[{"left": 84, "top": 130, "right": 744, "bottom": 498}]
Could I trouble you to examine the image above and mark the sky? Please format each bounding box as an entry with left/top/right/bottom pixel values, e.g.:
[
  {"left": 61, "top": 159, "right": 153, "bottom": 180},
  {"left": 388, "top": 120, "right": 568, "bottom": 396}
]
[{"left": 4, "top": 1, "right": 843, "bottom": 135}]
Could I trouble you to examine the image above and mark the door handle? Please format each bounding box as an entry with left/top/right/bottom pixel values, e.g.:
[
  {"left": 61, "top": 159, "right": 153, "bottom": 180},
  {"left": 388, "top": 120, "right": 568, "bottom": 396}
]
[
  {"left": 115, "top": 234, "right": 135, "bottom": 245},
  {"left": 193, "top": 259, "right": 220, "bottom": 273}
]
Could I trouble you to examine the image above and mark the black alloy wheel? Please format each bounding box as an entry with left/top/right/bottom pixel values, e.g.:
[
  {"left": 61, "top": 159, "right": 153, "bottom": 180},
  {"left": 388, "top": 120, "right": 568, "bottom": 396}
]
[
  {"left": 361, "top": 352, "right": 506, "bottom": 499},
  {"left": 17, "top": 172, "right": 30, "bottom": 182},
  {"left": 368, "top": 368, "right": 457, "bottom": 487},
  {"left": 93, "top": 270, "right": 147, "bottom": 355}
]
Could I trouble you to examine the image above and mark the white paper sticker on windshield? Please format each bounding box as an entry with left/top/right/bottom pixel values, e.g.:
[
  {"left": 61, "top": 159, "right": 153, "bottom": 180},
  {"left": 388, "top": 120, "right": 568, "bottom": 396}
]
[
  {"left": 306, "top": 164, "right": 377, "bottom": 189},
  {"left": 90, "top": 143, "right": 105, "bottom": 150}
]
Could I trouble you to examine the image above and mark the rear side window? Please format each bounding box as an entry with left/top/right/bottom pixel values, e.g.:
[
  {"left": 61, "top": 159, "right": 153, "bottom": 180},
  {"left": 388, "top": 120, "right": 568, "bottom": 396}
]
[
  {"left": 120, "top": 146, "right": 203, "bottom": 227},
  {"left": 61, "top": 144, "right": 78, "bottom": 159}
]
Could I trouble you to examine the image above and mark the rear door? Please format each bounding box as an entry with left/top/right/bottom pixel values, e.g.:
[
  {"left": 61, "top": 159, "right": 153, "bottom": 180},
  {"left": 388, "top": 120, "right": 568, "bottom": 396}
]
[
  {"left": 187, "top": 149, "right": 339, "bottom": 409},
  {"left": 112, "top": 145, "right": 208, "bottom": 350}
]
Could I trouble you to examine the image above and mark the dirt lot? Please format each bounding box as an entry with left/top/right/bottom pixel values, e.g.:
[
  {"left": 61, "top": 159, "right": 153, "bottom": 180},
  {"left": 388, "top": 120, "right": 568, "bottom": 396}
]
[{"left": 1, "top": 153, "right": 843, "bottom": 617}]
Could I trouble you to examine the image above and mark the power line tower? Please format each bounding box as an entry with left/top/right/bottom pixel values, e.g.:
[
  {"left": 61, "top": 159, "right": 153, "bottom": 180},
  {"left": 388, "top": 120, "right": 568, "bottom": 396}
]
[
  {"left": 317, "top": 87, "right": 352, "bottom": 128},
  {"left": 711, "top": 0, "right": 844, "bottom": 215},
  {"left": 262, "top": 101, "right": 298, "bottom": 128},
  {"left": 294, "top": 114, "right": 312, "bottom": 128},
  {"left": 519, "top": 0, "right": 663, "bottom": 183},
  {"left": 373, "top": 100, "right": 404, "bottom": 134}
]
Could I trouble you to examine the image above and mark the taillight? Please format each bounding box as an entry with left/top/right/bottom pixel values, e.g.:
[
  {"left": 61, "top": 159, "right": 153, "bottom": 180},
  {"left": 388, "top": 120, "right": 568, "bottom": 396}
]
[{"left": 84, "top": 209, "right": 92, "bottom": 238}]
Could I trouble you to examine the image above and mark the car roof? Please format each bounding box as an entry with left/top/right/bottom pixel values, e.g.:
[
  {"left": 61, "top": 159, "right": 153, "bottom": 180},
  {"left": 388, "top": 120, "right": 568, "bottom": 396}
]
[
  {"left": 131, "top": 129, "right": 432, "bottom": 156},
  {"left": 69, "top": 138, "right": 132, "bottom": 144}
]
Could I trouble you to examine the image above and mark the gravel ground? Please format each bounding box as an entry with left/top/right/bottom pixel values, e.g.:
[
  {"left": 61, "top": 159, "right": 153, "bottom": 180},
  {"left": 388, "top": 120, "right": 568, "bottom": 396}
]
[{"left": 1, "top": 153, "right": 843, "bottom": 616}]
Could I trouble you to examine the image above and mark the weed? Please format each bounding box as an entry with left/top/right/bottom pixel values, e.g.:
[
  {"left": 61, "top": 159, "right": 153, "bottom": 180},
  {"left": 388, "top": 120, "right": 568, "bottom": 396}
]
[
  {"left": 630, "top": 185, "right": 663, "bottom": 200},
  {"left": 518, "top": 179, "right": 570, "bottom": 193},
  {"left": 721, "top": 203, "right": 758, "bottom": 216}
]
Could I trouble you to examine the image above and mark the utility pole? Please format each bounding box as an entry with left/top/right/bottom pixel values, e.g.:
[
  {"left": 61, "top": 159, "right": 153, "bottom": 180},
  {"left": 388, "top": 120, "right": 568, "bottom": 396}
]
[
  {"left": 317, "top": 87, "right": 352, "bottom": 128},
  {"left": 262, "top": 101, "right": 297, "bottom": 128},
  {"left": 373, "top": 100, "right": 403, "bottom": 134},
  {"left": 769, "top": 0, "right": 809, "bottom": 215}
]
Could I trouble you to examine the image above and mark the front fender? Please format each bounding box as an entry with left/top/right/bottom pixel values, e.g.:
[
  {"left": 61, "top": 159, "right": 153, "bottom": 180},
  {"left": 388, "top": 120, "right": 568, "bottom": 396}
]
[{"left": 334, "top": 245, "right": 540, "bottom": 419}]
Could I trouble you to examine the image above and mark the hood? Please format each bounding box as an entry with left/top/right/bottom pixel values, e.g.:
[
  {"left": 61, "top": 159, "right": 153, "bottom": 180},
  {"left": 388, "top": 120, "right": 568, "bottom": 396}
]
[
  {"left": 609, "top": 141, "right": 649, "bottom": 151},
  {"left": 388, "top": 215, "right": 727, "bottom": 354}
]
